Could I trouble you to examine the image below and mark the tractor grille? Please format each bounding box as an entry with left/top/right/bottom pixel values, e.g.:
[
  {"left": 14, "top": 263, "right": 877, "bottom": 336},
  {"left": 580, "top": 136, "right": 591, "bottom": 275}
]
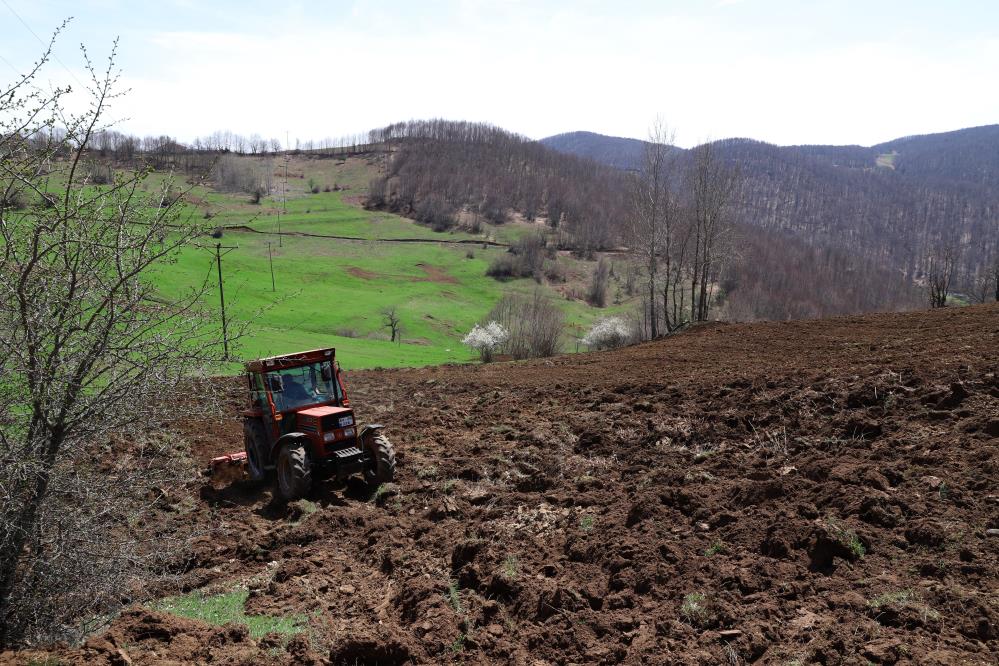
[{"left": 331, "top": 446, "right": 362, "bottom": 459}]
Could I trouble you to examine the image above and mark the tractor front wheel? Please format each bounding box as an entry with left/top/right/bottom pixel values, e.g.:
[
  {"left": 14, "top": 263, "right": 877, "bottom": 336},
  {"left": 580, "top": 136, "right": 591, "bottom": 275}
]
[
  {"left": 276, "top": 440, "right": 312, "bottom": 501},
  {"left": 363, "top": 432, "right": 396, "bottom": 485}
]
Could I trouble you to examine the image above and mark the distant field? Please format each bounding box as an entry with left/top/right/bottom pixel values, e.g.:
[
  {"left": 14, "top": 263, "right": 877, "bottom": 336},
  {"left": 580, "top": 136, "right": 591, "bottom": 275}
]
[{"left": 147, "top": 154, "right": 633, "bottom": 370}]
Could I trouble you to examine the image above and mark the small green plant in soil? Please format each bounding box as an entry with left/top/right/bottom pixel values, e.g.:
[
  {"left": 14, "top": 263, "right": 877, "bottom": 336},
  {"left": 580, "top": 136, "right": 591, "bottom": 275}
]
[
  {"left": 579, "top": 515, "right": 596, "bottom": 532},
  {"left": 501, "top": 555, "right": 519, "bottom": 579},
  {"left": 446, "top": 581, "right": 462, "bottom": 614},
  {"left": 704, "top": 541, "right": 727, "bottom": 557},
  {"left": 680, "top": 592, "right": 710, "bottom": 626}
]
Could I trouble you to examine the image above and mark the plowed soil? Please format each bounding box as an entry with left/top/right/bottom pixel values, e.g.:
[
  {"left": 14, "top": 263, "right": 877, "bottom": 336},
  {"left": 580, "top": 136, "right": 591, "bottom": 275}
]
[{"left": 5, "top": 304, "right": 998, "bottom": 665}]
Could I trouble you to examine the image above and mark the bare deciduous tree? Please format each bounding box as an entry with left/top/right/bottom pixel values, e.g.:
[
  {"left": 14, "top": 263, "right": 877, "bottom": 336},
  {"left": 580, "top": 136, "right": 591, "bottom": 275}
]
[
  {"left": 688, "top": 142, "right": 737, "bottom": 322},
  {"left": 0, "top": 31, "right": 221, "bottom": 646},
  {"left": 381, "top": 306, "right": 402, "bottom": 342},
  {"left": 926, "top": 242, "right": 958, "bottom": 308},
  {"left": 629, "top": 119, "right": 680, "bottom": 338}
]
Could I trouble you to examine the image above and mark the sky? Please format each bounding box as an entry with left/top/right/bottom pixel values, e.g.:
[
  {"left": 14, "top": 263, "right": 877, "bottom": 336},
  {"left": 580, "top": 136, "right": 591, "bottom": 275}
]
[{"left": 1, "top": 0, "right": 998, "bottom": 148}]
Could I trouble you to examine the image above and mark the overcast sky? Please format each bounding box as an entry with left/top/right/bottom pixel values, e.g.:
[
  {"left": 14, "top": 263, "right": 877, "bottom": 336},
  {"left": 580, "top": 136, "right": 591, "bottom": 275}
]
[{"left": 2, "top": 0, "right": 998, "bottom": 148}]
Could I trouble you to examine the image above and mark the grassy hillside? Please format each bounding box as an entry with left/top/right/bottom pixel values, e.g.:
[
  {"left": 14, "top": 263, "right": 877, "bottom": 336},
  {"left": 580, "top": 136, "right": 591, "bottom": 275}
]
[{"left": 149, "top": 154, "right": 633, "bottom": 370}]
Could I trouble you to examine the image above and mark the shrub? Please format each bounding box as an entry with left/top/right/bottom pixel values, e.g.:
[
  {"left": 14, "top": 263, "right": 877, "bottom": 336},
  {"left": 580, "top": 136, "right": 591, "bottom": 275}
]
[
  {"left": 487, "top": 291, "right": 563, "bottom": 359},
  {"left": 587, "top": 257, "right": 611, "bottom": 307},
  {"left": 582, "top": 316, "right": 631, "bottom": 350},
  {"left": 486, "top": 254, "right": 517, "bottom": 279},
  {"left": 485, "top": 233, "right": 549, "bottom": 281},
  {"left": 462, "top": 321, "right": 509, "bottom": 362}
]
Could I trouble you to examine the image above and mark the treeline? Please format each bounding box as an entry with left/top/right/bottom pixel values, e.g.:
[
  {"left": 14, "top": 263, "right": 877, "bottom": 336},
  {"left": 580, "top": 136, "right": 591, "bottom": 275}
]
[
  {"left": 366, "top": 119, "right": 629, "bottom": 253},
  {"left": 17, "top": 127, "right": 374, "bottom": 171}
]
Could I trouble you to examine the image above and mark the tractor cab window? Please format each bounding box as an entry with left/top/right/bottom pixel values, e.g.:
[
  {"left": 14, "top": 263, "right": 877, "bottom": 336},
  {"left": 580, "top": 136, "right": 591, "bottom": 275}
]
[{"left": 267, "top": 360, "right": 342, "bottom": 412}]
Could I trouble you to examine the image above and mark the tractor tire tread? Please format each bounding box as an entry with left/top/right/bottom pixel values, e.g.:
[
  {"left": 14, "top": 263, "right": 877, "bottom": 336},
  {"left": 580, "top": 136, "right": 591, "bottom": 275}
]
[
  {"left": 277, "top": 440, "right": 312, "bottom": 501},
  {"left": 365, "top": 433, "right": 396, "bottom": 485}
]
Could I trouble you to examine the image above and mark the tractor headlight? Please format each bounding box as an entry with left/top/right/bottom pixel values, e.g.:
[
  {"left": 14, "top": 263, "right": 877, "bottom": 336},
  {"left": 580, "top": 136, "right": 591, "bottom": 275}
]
[
  {"left": 338, "top": 416, "right": 354, "bottom": 427},
  {"left": 342, "top": 427, "right": 355, "bottom": 438},
  {"left": 323, "top": 432, "right": 335, "bottom": 442}
]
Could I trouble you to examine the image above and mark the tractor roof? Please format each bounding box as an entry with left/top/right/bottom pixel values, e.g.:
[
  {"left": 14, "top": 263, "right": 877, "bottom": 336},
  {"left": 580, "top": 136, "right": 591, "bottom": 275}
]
[{"left": 244, "top": 347, "right": 336, "bottom": 373}]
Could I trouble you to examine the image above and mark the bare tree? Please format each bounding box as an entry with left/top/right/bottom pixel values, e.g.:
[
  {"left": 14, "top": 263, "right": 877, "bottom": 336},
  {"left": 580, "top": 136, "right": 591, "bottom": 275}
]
[
  {"left": 926, "top": 242, "right": 958, "bottom": 308},
  {"left": 381, "top": 306, "right": 402, "bottom": 342},
  {"left": 0, "top": 31, "right": 221, "bottom": 646},
  {"left": 688, "top": 142, "right": 737, "bottom": 322},
  {"left": 629, "top": 118, "right": 679, "bottom": 338}
]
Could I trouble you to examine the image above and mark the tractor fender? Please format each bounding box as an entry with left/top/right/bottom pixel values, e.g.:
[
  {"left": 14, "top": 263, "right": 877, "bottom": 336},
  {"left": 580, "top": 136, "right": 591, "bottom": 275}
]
[
  {"left": 272, "top": 432, "right": 311, "bottom": 458},
  {"left": 358, "top": 424, "right": 384, "bottom": 443}
]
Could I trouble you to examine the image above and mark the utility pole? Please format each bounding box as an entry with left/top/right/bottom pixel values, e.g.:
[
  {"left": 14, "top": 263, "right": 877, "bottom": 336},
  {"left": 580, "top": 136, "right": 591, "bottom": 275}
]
[
  {"left": 267, "top": 240, "right": 275, "bottom": 292},
  {"left": 213, "top": 242, "right": 238, "bottom": 359}
]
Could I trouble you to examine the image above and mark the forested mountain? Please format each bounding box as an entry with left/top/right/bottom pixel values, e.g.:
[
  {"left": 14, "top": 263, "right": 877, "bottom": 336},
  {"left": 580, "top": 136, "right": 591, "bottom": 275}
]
[
  {"left": 543, "top": 126, "right": 999, "bottom": 297},
  {"left": 542, "top": 131, "right": 645, "bottom": 171}
]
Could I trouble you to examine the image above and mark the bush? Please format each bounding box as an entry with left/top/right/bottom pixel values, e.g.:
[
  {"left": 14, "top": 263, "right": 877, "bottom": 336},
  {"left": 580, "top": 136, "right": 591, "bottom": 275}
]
[
  {"left": 462, "top": 321, "right": 509, "bottom": 362},
  {"left": 487, "top": 291, "right": 564, "bottom": 359},
  {"left": 485, "top": 233, "right": 549, "bottom": 281},
  {"left": 415, "top": 194, "right": 456, "bottom": 231},
  {"left": 582, "top": 316, "right": 631, "bottom": 350},
  {"left": 587, "top": 257, "right": 611, "bottom": 307}
]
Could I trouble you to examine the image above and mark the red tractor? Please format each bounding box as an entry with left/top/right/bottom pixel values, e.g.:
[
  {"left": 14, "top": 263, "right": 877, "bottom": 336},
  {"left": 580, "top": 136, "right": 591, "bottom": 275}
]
[{"left": 240, "top": 347, "right": 395, "bottom": 500}]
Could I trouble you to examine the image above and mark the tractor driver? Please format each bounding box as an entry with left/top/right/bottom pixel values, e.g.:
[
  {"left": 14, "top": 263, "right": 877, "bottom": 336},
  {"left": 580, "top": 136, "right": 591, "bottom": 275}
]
[{"left": 281, "top": 374, "right": 314, "bottom": 406}]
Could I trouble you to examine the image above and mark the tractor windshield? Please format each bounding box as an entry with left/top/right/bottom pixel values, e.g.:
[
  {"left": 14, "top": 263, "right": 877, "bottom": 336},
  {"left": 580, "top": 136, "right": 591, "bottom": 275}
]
[{"left": 266, "top": 360, "right": 342, "bottom": 412}]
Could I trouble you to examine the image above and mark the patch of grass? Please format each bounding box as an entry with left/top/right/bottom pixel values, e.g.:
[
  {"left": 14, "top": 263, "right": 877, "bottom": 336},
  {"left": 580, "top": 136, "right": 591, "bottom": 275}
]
[
  {"left": 450, "top": 632, "right": 466, "bottom": 653},
  {"left": 867, "top": 588, "right": 941, "bottom": 622},
  {"left": 442, "top": 478, "right": 458, "bottom": 495},
  {"left": 372, "top": 484, "right": 390, "bottom": 503},
  {"left": 579, "top": 515, "right": 595, "bottom": 532},
  {"left": 827, "top": 519, "right": 866, "bottom": 558},
  {"left": 416, "top": 464, "right": 440, "bottom": 480},
  {"left": 680, "top": 592, "right": 710, "bottom": 626},
  {"left": 867, "top": 589, "right": 914, "bottom": 609},
  {"left": 153, "top": 588, "right": 306, "bottom": 639},
  {"left": 501, "top": 555, "right": 519, "bottom": 579},
  {"left": 704, "top": 541, "right": 727, "bottom": 557}
]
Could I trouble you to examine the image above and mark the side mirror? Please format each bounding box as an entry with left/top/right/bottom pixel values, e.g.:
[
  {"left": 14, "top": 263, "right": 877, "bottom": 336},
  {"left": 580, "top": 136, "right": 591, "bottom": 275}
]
[{"left": 268, "top": 374, "right": 284, "bottom": 392}]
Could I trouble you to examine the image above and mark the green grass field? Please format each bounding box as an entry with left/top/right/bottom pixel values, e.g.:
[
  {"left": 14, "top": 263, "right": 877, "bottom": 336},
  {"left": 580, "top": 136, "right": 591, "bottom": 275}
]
[{"left": 146, "top": 155, "right": 634, "bottom": 370}]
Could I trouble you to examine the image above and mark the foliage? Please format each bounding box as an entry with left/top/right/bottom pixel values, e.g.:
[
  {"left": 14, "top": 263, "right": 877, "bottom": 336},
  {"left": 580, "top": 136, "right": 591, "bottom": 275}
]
[
  {"left": 582, "top": 316, "right": 632, "bottom": 350},
  {"left": 462, "top": 321, "right": 509, "bottom": 362},
  {"left": 0, "top": 29, "right": 221, "bottom": 647}
]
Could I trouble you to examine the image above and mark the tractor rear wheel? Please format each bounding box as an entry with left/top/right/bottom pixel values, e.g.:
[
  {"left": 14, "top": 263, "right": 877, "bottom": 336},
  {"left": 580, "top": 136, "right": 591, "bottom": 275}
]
[
  {"left": 363, "top": 432, "right": 396, "bottom": 485},
  {"left": 276, "top": 440, "right": 312, "bottom": 501},
  {"left": 243, "top": 420, "right": 268, "bottom": 482}
]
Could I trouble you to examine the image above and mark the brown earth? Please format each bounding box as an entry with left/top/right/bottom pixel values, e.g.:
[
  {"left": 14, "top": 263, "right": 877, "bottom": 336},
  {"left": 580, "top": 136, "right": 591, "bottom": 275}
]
[
  {"left": 347, "top": 264, "right": 458, "bottom": 284},
  {"left": 4, "top": 304, "right": 998, "bottom": 665}
]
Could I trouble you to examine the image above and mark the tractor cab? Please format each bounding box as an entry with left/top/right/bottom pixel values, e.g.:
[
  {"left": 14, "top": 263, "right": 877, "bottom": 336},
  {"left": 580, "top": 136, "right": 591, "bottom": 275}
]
[{"left": 241, "top": 347, "right": 395, "bottom": 500}]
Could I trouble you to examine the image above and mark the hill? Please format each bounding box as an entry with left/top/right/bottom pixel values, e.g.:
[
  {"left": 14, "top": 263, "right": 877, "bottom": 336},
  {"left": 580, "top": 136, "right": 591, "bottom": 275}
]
[
  {"left": 542, "top": 126, "right": 999, "bottom": 294},
  {"left": 8, "top": 303, "right": 998, "bottom": 664},
  {"left": 136, "top": 152, "right": 635, "bottom": 370},
  {"left": 541, "top": 131, "right": 645, "bottom": 171}
]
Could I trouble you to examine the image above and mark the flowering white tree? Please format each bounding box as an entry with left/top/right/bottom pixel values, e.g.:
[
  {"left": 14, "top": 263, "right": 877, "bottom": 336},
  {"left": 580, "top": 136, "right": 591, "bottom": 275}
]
[
  {"left": 462, "top": 321, "right": 509, "bottom": 362},
  {"left": 582, "top": 317, "right": 631, "bottom": 351}
]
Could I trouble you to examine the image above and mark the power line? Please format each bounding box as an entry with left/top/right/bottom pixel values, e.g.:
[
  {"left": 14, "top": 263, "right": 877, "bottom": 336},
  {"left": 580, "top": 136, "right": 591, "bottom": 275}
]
[{"left": 0, "top": 1, "right": 87, "bottom": 90}]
